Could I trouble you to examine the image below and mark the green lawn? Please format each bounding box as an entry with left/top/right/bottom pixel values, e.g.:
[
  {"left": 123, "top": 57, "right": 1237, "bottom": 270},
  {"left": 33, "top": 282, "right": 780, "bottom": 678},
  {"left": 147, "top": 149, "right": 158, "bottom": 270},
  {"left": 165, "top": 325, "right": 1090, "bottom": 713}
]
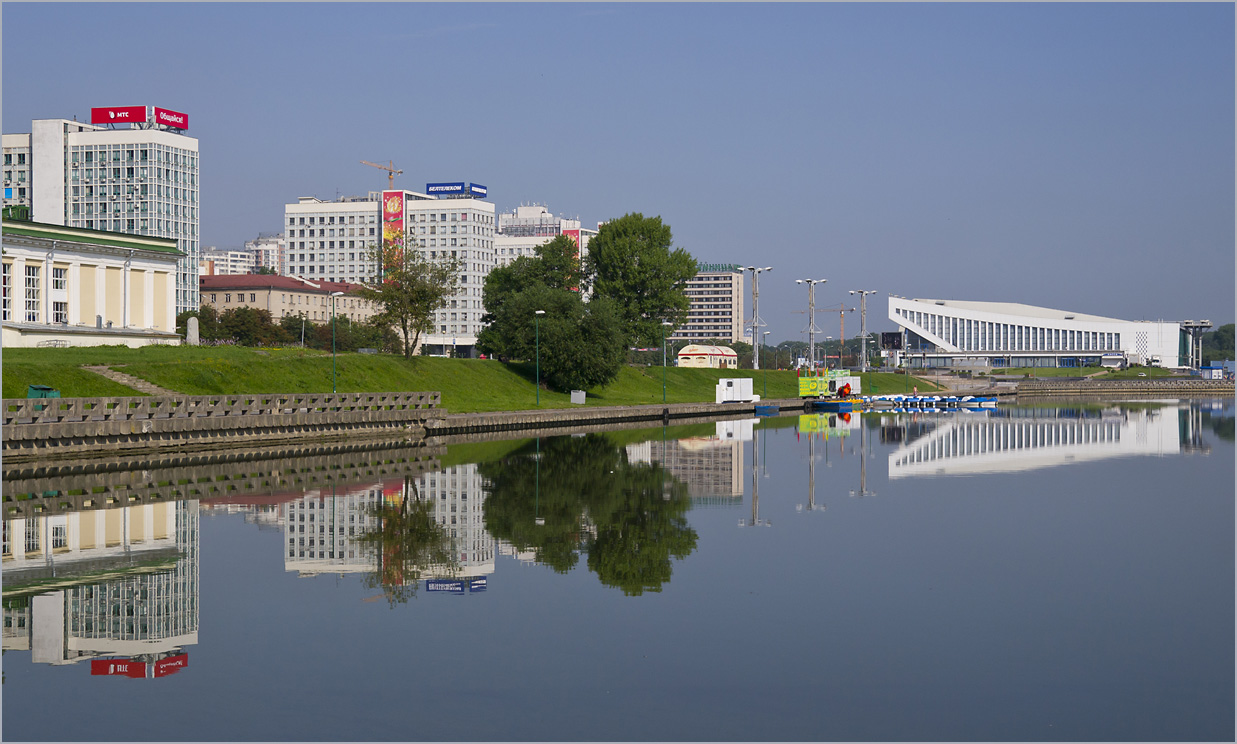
[{"left": 2, "top": 346, "right": 938, "bottom": 413}]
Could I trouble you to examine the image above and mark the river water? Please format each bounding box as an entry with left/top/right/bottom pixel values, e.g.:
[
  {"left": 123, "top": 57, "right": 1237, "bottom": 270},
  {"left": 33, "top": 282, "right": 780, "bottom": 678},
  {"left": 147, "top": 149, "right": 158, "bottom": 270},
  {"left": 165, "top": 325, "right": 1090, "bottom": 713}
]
[{"left": 3, "top": 400, "right": 1232, "bottom": 742}]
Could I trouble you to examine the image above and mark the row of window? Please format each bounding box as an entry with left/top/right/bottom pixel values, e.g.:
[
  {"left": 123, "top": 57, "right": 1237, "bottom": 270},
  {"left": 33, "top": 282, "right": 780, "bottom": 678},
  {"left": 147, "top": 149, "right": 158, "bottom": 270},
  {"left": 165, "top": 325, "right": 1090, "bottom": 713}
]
[
  {"left": 3, "top": 152, "right": 27, "bottom": 165},
  {"left": 897, "top": 308, "right": 1121, "bottom": 353}
]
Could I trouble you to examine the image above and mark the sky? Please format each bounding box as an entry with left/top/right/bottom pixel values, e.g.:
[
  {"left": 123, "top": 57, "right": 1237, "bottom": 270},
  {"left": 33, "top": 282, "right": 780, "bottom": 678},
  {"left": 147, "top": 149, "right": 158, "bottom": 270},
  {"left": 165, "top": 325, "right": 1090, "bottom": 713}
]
[{"left": 3, "top": 3, "right": 1233, "bottom": 341}]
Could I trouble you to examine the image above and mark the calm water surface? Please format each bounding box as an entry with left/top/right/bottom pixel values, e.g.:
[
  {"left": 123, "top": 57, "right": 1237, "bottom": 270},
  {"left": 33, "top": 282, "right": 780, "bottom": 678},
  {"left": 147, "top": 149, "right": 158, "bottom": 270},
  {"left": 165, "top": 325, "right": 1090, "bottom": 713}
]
[{"left": 3, "top": 400, "right": 1232, "bottom": 742}]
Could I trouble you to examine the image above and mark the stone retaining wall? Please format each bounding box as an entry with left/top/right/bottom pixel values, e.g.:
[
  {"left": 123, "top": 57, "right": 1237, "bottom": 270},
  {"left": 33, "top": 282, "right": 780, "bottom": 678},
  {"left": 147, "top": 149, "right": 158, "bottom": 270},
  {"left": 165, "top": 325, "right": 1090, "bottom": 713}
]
[
  {"left": 2, "top": 392, "right": 441, "bottom": 459},
  {"left": 1017, "top": 379, "right": 1234, "bottom": 397},
  {"left": 424, "top": 398, "right": 809, "bottom": 438}
]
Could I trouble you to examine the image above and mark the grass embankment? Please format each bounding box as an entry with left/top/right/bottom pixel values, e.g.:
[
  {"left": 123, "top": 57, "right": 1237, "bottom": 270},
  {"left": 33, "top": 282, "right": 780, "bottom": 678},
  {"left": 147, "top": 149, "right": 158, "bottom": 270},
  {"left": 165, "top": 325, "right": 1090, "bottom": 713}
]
[{"left": 2, "top": 346, "right": 938, "bottom": 413}]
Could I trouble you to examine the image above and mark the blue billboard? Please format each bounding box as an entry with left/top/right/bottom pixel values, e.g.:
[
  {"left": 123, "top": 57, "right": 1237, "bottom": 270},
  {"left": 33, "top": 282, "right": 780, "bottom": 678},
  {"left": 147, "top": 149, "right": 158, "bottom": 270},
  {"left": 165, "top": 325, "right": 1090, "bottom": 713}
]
[
  {"left": 468, "top": 183, "right": 487, "bottom": 198},
  {"left": 468, "top": 577, "right": 487, "bottom": 593},
  {"left": 426, "top": 578, "right": 465, "bottom": 594},
  {"left": 426, "top": 182, "right": 465, "bottom": 197}
]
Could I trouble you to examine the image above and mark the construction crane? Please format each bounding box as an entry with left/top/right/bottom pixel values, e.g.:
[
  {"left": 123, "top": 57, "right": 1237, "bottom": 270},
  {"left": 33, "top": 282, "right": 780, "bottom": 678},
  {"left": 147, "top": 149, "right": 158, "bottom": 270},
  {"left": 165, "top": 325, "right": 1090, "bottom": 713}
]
[
  {"left": 360, "top": 160, "right": 403, "bottom": 190},
  {"left": 825, "top": 304, "right": 855, "bottom": 367}
]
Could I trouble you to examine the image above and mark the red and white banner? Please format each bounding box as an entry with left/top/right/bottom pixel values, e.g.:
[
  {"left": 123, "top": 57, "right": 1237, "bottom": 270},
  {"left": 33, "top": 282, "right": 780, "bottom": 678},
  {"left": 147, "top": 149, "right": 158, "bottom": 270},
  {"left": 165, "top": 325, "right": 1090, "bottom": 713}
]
[
  {"left": 153, "top": 107, "right": 188, "bottom": 129},
  {"left": 153, "top": 653, "right": 189, "bottom": 678},
  {"left": 90, "top": 106, "right": 147, "bottom": 125},
  {"left": 91, "top": 659, "right": 147, "bottom": 678}
]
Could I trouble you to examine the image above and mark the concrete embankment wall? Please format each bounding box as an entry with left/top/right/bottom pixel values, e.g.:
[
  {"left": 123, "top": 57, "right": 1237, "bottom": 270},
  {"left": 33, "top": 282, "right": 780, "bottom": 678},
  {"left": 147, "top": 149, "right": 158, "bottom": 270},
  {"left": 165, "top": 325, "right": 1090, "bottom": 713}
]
[
  {"left": 1017, "top": 379, "right": 1234, "bottom": 398},
  {"left": 2, "top": 392, "right": 440, "bottom": 460},
  {"left": 424, "top": 398, "right": 809, "bottom": 439}
]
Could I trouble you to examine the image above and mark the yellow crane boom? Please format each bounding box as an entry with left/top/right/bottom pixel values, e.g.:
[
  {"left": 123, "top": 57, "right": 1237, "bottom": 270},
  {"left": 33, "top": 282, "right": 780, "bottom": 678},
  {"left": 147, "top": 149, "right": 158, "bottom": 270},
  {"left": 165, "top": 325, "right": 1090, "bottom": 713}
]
[{"left": 360, "top": 159, "right": 403, "bottom": 190}]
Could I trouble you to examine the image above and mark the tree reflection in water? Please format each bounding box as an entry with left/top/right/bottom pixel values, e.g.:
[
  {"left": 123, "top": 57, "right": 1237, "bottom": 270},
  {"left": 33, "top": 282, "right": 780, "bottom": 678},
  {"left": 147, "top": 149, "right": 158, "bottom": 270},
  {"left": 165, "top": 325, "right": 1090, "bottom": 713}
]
[
  {"left": 481, "top": 434, "right": 698, "bottom": 596},
  {"left": 354, "top": 476, "right": 459, "bottom": 606}
]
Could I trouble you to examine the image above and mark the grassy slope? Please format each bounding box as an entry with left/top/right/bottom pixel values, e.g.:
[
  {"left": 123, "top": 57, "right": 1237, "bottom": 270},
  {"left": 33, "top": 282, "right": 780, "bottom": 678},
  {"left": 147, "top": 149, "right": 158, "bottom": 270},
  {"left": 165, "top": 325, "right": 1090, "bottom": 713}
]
[{"left": 2, "top": 347, "right": 938, "bottom": 412}]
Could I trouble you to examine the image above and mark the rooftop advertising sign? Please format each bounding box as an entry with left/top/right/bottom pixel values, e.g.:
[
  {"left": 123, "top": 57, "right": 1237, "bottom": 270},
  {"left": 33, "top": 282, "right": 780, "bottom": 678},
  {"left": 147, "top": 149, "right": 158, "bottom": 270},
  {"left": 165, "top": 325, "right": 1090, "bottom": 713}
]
[
  {"left": 426, "top": 182, "right": 465, "bottom": 196},
  {"left": 90, "top": 106, "right": 147, "bottom": 125},
  {"left": 153, "top": 107, "right": 188, "bottom": 130},
  {"left": 697, "top": 263, "right": 744, "bottom": 273},
  {"left": 468, "top": 183, "right": 487, "bottom": 198},
  {"left": 468, "top": 577, "right": 487, "bottom": 593}
]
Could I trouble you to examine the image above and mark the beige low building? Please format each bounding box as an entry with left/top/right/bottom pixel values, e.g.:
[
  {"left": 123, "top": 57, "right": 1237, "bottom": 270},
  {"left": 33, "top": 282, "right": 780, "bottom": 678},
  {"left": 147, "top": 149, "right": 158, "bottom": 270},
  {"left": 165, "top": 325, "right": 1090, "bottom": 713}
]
[
  {"left": 1, "top": 214, "right": 181, "bottom": 347},
  {"left": 677, "top": 344, "right": 738, "bottom": 369},
  {"left": 199, "top": 274, "right": 379, "bottom": 324}
]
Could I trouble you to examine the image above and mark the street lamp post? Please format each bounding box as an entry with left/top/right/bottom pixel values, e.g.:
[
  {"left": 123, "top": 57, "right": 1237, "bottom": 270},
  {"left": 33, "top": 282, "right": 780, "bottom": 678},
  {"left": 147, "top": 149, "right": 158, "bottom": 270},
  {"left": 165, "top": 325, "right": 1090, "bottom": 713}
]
[
  {"left": 796, "top": 278, "right": 826, "bottom": 369},
  {"left": 534, "top": 310, "right": 545, "bottom": 405},
  {"left": 330, "top": 291, "right": 344, "bottom": 393},
  {"left": 662, "top": 320, "right": 673, "bottom": 403},
  {"left": 762, "top": 331, "right": 770, "bottom": 397},
  {"left": 745, "top": 266, "right": 772, "bottom": 370},
  {"left": 849, "top": 290, "right": 878, "bottom": 373}
]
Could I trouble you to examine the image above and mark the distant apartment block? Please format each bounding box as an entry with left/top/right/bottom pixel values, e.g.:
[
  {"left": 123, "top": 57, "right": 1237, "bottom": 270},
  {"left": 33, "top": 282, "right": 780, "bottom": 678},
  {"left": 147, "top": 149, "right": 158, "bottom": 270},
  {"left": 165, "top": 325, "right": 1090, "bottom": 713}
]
[
  {"left": 199, "top": 247, "right": 255, "bottom": 276},
  {"left": 669, "top": 264, "right": 746, "bottom": 345},
  {"left": 246, "top": 233, "right": 285, "bottom": 274},
  {"left": 495, "top": 204, "right": 596, "bottom": 268}
]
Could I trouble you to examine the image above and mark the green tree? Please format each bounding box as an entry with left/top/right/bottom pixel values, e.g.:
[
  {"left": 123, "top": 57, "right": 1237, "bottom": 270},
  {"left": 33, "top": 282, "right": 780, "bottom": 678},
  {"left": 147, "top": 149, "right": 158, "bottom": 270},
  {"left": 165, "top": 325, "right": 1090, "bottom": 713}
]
[
  {"left": 353, "top": 238, "right": 462, "bottom": 359},
  {"left": 583, "top": 213, "right": 697, "bottom": 347},
  {"left": 479, "top": 240, "right": 626, "bottom": 390},
  {"left": 1202, "top": 323, "right": 1234, "bottom": 365},
  {"left": 252, "top": 266, "right": 278, "bottom": 275},
  {"left": 219, "top": 306, "right": 285, "bottom": 347}
]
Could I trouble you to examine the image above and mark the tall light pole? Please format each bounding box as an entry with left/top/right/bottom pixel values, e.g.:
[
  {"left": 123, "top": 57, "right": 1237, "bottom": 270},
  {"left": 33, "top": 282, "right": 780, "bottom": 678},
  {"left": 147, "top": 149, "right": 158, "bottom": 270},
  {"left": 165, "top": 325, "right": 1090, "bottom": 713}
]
[
  {"left": 330, "top": 291, "right": 344, "bottom": 393},
  {"left": 796, "top": 278, "right": 826, "bottom": 370},
  {"left": 849, "top": 290, "right": 878, "bottom": 373},
  {"left": 746, "top": 266, "right": 772, "bottom": 370},
  {"left": 762, "top": 331, "right": 770, "bottom": 397},
  {"left": 662, "top": 320, "right": 673, "bottom": 403},
  {"left": 534, "top": 310, "right": 545, "bottom": 405}
]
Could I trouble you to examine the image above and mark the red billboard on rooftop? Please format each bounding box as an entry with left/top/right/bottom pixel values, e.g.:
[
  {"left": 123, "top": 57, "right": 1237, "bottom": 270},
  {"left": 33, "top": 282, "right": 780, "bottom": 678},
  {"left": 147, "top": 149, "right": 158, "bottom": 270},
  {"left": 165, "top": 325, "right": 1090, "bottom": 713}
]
[{"left": 90, "top": 106, "right": 147, "bottom": 125}]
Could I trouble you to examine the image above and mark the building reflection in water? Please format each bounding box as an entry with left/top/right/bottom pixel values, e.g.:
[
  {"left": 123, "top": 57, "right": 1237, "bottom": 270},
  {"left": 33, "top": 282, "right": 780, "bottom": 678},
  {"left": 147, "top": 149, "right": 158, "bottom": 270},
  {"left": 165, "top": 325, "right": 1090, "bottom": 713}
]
[
  {"left": 885, "top": 403, "right": 1211, "bottom": 479},
  {"left": 2, "top": 501, "right": 199, "bottom": 678},
  {"left": 624, "top": 419, "right": 752, "bottom": 507},
  {"left": 201, "top": 464, "right": 495, "bottom": 594}
]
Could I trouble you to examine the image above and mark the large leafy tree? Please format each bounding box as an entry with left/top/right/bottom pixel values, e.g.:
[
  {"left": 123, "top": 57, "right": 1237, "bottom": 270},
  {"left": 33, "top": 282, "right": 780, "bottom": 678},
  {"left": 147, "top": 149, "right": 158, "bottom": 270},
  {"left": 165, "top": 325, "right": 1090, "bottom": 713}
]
[
  {"left": 479, "top": 239, "right": 626, "bottom": 391},
  {"left": 353, "top": 238, "right": 461, "bottom": 359},
  {"left": 584, "top": 213, "right": 697, "bottom": 347}
]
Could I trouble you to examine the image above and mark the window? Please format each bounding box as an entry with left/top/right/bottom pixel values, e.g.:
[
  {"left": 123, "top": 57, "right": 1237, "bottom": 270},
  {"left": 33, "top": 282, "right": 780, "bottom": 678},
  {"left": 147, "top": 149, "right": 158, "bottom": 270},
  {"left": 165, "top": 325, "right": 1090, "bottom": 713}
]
[
  {"left": 225, "top": 293, "right": 231, "bottom": 303},
  {"left": 19, "top": 265, "right": 44, "bottom": 325},
  {"left": 52, "top": 301, "right": 67, "bottom": 324},
  {"left": 250, "top": 293, "right": 256, "bottom": 302},
  {"left": 1, "top": 262, "right": 10, "bottom": 321},
  {"left": 52, "top": 267, "right": 67, "bottom": 291}
]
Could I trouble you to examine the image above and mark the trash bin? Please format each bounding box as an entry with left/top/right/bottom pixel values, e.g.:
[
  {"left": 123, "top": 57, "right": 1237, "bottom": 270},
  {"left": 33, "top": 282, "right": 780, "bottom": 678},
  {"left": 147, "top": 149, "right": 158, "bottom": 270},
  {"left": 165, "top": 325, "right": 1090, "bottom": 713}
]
[{"left": 27, "top": 385, "right": 60, "bottom": 412}]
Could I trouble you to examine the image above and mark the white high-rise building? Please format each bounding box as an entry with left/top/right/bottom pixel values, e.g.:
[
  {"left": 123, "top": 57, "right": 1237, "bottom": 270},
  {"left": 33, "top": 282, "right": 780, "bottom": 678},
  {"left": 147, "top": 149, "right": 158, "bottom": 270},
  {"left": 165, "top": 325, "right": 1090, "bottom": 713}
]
[
  {"left": 669, "top": 264, "right": 746, "bottom": 345},
  {"left": 284, "top": 185, "right": 496, "bottom": 356},
  {"left": 3, "top": 106, "right": 201, "bottom": 313},
  {"left": 494, "top": 204, "right": 596, "bottom": 268},
  {"left": 245, "top": 233, "right": 285, "bottom": 274}
]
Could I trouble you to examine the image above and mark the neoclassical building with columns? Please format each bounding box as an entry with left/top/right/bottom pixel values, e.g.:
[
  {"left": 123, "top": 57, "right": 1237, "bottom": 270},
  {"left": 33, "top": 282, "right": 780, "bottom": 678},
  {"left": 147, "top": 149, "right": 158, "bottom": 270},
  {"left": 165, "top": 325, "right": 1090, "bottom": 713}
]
[{"left": 2, "top": 215, "right": 182, "bottom": 347}]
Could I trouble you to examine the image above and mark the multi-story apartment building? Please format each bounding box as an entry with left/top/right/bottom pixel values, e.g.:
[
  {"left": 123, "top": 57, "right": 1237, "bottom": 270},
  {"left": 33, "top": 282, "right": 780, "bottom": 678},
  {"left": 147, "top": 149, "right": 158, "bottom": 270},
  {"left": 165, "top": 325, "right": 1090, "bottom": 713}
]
[
  {"left": 246, "top": 233, "right": 285, "bottom": 274},
  {"left": 199, "top": 248, "right": 255, "bottom": 276},
  {"left": 494, "top": 204, "right": 596, "bottom": 268},
  {"left": 200, "top": 274, "right": 378, "bottom": 324},
  {"left": 284, "top": 185, "right": 496, "bottom": 356},
  {"left": 669, "top": 264, "right": 746, "bottom": 345},
  {"left": 3, "top": 106, "right": 201, "bottom": 314}
]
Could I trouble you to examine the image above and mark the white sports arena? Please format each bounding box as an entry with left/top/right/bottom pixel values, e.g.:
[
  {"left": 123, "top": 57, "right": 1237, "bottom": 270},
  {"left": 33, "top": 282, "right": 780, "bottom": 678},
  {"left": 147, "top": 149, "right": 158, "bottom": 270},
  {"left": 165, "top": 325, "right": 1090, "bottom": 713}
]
[{"left": 888, "top": 297, "right": 1188, "bottom": 370}]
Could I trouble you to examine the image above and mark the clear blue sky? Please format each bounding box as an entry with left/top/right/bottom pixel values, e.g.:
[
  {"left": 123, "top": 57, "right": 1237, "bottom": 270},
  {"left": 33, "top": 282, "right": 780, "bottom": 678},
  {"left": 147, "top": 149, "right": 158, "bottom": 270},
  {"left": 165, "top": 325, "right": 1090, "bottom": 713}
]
[{"left": 4, "top": 3, "right": 1233, "bottom": 340}]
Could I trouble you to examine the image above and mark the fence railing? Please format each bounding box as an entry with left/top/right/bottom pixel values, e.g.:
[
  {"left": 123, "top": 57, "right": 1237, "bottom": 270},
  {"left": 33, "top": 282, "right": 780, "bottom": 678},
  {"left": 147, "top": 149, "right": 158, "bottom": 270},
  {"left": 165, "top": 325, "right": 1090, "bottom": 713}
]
[{"left": 3, "top": 392, "right": 440, "bottom": 427}]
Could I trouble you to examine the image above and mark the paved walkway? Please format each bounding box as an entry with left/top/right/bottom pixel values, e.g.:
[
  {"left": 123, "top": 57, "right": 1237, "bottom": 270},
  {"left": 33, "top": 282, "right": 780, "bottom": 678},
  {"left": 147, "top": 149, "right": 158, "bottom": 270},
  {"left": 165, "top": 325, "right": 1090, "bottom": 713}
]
[{"left": 82, "top": 365, "right": 177, "bottom": 396}]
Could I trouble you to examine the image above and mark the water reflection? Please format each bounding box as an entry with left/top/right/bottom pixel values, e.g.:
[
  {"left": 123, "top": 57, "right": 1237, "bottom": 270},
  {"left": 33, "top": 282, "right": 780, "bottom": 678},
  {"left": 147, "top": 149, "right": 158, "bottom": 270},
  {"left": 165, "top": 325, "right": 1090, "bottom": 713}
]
[
  {"left": 882, "top": 401, "right": 1222, "bottom": 478},
  {"left": 2, "top": 500, "right": 198, "bottom": 678},
  {"left": 480, "top": 433, "right": 698, "bottom": 596}
]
